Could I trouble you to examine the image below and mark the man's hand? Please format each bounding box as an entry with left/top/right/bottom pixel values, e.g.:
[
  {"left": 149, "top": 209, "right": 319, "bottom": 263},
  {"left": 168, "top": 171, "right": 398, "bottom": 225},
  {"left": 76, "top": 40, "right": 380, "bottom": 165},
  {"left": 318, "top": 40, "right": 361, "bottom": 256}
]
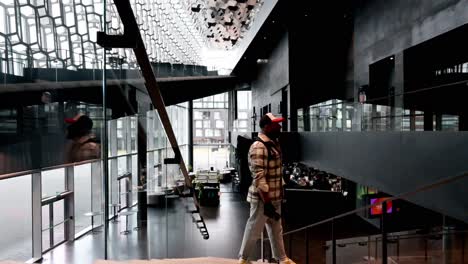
[
  {"left": 264, "top": 202, "right": 281, "bottom": 221},
  {"left": 258, "top": 190, "right": 280, "bottom": 220}
]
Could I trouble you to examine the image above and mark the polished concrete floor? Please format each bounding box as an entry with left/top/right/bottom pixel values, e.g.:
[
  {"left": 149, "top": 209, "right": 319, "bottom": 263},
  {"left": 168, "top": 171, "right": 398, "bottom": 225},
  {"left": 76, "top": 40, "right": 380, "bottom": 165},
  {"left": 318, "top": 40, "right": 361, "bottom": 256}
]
[
  {"left": 39, "top": 185, "right": 381, "bottom": 264},
  {"left": 41, "top": 188, "right": 253, "bottom": 264}
]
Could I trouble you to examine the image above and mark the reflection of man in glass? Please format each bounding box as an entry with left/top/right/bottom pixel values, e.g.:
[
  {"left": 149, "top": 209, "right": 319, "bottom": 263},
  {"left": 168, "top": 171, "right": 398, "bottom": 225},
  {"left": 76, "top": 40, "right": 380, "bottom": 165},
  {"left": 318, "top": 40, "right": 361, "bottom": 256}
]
[
  {"left": 41, "top": 91, "right": 52, "bottom": 104},
  {"left": 65, "top": 114, "right": 100, "bottom": 162}
]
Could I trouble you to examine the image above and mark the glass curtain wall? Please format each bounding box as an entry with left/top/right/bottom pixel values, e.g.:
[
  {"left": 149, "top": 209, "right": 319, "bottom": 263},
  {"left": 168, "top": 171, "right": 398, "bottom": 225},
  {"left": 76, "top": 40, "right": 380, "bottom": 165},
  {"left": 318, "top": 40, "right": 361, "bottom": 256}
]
[
  {"left": 193, "top": 92, "right": 231, "bottom": 171},
  {"left": 147, "top": 103, "right": 188, "bottom": 195},
  {"left": 107, "top": 116, "right": 138, "bottom": 217},
  {"left": 0, "top": 0, "right": 108, "bottom": 261}
]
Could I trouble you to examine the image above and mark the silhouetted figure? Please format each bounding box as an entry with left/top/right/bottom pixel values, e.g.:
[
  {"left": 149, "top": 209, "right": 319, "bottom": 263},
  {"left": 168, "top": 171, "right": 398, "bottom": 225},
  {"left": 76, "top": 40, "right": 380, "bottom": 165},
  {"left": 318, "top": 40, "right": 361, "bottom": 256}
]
[{"left": 65, "top": 114, "right": 100, "bottom": 162}]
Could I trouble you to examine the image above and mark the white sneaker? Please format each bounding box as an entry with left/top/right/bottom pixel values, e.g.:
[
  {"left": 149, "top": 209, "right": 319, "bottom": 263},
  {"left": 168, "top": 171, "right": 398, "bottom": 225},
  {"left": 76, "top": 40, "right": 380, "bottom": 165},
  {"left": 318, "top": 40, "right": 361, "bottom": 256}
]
[{"left": 279, "top": 257, "right": 297, "bottom": 264}]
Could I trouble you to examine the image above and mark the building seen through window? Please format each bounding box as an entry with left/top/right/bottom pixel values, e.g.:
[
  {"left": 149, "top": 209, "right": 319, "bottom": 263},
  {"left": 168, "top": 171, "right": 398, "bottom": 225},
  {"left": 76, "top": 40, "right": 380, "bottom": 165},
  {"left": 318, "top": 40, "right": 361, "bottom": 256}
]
[
  {"left": 193, "top": 92, "right": 230, "bottom": 170},
  {"left": 233, "top": 90, "right": 252, "bottom": 133}
]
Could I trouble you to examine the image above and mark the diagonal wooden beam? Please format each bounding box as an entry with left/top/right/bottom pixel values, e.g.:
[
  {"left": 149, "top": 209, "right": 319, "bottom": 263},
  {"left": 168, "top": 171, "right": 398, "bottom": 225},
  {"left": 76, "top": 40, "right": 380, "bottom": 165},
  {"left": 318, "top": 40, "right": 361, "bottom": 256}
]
[{"left": 97, "top": 0, "right": 191, "bottom": 187}]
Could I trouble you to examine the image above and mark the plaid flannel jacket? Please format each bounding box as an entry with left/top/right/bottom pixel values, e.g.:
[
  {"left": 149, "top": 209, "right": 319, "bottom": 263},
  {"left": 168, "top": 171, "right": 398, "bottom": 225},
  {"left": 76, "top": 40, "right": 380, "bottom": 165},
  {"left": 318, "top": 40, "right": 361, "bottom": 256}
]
[{"left": 247, "top": 133, "right": 284, "bottom": 203}]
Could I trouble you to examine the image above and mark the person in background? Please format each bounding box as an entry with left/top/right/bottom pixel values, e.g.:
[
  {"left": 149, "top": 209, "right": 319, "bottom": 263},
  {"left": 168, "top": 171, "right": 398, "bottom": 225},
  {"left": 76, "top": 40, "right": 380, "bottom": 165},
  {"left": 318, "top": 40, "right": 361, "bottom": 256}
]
[
  {"left": 41, "top": 91, "right": 52, "bottom": 104},
  {"left": 65, "top": 114, "right": 100, "bottom": 162},
  {"left": 238, "top": 113, "right": 296, "bottom": 264}
]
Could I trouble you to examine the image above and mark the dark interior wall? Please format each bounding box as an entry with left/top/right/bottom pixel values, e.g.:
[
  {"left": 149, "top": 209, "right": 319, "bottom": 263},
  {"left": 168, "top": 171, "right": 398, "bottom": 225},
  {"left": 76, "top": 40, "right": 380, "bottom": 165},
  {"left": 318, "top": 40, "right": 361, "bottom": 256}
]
[
  {"left": 353, "top": 0, "right": 468, "bottom": 99},
  {"left": 251, "top": 31, "right": 289, "bottom": 131},
  {"left": 289, "top": 9, "right": 348, "bottom": 102},
  {"left": 402, "top": 24, "right": 468, "bottom": 123},
  {"left": 299, "top": 131, "right": 468, "bottom": 222},
  {"left": 234, "top": 0, "right": 353, "bottom": 131},
  {"left": 284, "top": 0, "right": 353, "bottom": 131}
]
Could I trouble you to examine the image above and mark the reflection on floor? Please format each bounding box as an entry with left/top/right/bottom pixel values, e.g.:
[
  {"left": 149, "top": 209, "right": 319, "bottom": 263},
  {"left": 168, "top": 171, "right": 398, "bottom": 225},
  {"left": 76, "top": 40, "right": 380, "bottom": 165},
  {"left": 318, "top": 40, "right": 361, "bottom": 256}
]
[
  {"left": 41, "top": 188, "right": 251, "bottom": 264},
  {"left": 94, "top": 257, "right": 269, "bottom": 263}
]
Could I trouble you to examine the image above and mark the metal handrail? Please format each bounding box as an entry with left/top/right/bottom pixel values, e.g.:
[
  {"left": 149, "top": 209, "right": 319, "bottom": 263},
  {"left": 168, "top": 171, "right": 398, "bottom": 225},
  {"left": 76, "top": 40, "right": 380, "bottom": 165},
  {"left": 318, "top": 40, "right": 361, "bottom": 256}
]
[
  {"left": 0, "top": 48, "right": 100, "bottom": 60},
  {"left": 282, "top": 171, "right": 468, "bottom": 237},
  {"left": 0, "top": 158, "right": 100, "bottom": 181},
  {"left": 41, "top": 217, "right": 73, "bottom": 232},
  {"left": 41, "top": 191, "right": 73, "bottom": 206},
  {"left": 108, "top": 152, "right": 138, "bottom": 159},
  {"left": 330, "top": 229, "right": 468, "bottom": 247}
]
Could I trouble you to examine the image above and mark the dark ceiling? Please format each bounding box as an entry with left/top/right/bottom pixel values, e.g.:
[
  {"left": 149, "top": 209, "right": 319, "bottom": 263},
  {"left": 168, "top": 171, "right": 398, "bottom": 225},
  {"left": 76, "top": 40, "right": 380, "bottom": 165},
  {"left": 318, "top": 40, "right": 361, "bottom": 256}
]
[{"left": 232, "top": 0, "right": 355, "bottom": 105}]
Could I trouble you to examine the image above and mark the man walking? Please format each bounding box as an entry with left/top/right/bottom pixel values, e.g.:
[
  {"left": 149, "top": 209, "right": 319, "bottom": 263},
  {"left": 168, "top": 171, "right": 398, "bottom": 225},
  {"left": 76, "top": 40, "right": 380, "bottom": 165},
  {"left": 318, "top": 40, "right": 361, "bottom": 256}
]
[{"left": 239, "top": 113, "right": 296, "bottom": 264}]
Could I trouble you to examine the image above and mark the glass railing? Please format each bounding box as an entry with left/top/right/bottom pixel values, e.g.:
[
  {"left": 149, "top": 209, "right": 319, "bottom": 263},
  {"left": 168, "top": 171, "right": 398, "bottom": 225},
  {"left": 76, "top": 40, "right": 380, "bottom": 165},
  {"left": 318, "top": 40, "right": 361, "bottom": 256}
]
[
  {"left": 297, "top": 94, "right": 461, "bottom": 132},
  {"left": 0, "top": 106, "right": 202, "bottom": 262},
  {"left": 257, "top": 172, "right": 468, "bottom": 264},
  {"left": 0, "top": 0, "right": 229, "bottom": 262},
  {"left": 0, "top": 173, "right": 32, "bottom": 261},
  {"left": 0, "top": 159, "right": 102, "bottom": 262}
]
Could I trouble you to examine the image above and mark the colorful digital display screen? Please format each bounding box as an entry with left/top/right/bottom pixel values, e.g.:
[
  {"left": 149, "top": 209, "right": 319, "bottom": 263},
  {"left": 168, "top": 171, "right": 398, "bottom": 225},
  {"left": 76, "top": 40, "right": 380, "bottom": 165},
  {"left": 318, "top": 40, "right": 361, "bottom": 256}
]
[{"left": 370, "top": 198, "right": 393, "bottom": 215}]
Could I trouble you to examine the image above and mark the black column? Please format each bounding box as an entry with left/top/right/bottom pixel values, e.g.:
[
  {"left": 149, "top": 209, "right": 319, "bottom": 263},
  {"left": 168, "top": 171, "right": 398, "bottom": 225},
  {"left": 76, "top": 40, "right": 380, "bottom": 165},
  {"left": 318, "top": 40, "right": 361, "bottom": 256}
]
[
  {"left": 136, "top": 97, "right": 150, "bottom": 225},
  {"left": 459, "top": 113, "right": 468, "bottom": 131},
  {"left": 303, "top": 107, "right": 311, "bottom": 131},
  {"left": 424, "top": 111, "right": 433, "bottom": 131},
  {"left": 435, "top": 113, "right": 442, "bottom": 131},
  {"left": 188, "top": 100, "right": 194, "bottom": 171},
  {"left": 282, "top": 88, "right": 289, "bottom": 131},
  {"left": 381, "top": 202, "right": 388, "bottom": 264}
]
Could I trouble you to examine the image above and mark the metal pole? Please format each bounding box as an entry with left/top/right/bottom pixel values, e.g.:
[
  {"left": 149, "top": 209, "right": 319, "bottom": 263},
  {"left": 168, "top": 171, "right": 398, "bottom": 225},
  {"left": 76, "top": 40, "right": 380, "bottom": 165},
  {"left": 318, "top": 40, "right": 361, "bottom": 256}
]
[
  {"left": 165, "top": 163, "right": 169, "bottom": 258},
  {"left": 93, "top": 60, "right": 96, "bottom": 80},
  {"left": 367, "top": 236, "right": 371, "bottom": 264},
  {"left": 188, "top": 100, "right": 194, "bottom": 170},
  {"left": 381, "top": 201, "right": 388, "bottom": 264},
  {"left": 2, "top": 48, "right": 6, "bottom": 86},
  {"left": 32, "top": 172, "right": 42, "bottom": 261},
  {"left": 425, "top": 237, "right": 428, "bottom": 261},
  {"left": 288, "top": 234, "right": 293, "bottom": 259},
  {"left": 332, "top": 219, "right": 337, "bottom": 264},
  {"left": 65, "top": 166, "right": 75, "bottom": 240},
  {"left": 260, "top": 231, "right": 264, "bottom": 261},
  {"left": 49, "top": 204, "right": 54, "bottom": 248},
  {"left": 375, "top": 237, "right": 378, "bottom": 261},
  {"left": 102, "top": 0, "right": 109, "bottom": 259},
  {"left": 442, "top": 214, "right": 446, "bottom": 264},
  {"left": 55, "top": 61, "right": 58, "bottom": 82},
  {"left": 4, "top": 48, "right": 9, "bottom": 74},
  {"left": 462, "top": 233, "right": 465, "bottom": 264},
  {"left": 397, "top": 236, "right": 400, "bottom": 261},
  {"left": 305, "top": 229, "right": 309, "bottom": 264}
]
